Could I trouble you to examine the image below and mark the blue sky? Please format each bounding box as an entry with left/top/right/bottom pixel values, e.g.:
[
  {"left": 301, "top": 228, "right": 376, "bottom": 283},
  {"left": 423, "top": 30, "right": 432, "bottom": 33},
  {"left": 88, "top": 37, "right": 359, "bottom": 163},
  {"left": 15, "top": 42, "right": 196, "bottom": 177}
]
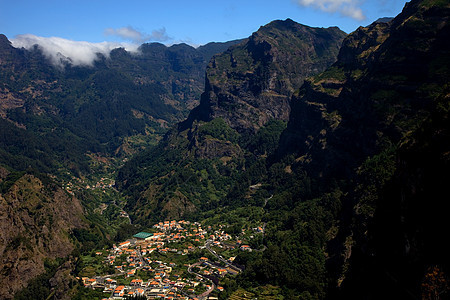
[{"left": 1, "top": 0, "right": 409, "bottom": 46}]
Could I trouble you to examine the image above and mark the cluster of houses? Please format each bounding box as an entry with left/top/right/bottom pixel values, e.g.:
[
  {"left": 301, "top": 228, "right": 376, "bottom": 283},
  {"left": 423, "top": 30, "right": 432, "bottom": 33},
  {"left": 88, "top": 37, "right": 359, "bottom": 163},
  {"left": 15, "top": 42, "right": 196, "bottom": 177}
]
[
  {"left": 62, "top": 175, "right": 115, "bottom": 196},
  {"left": 79, "top": 219, "right": 262, "bottom": 299},
  {"left": 80, "top": 250, "right": 219, "bottom": 299},
  {"left": 81, "top": 275, "right": 196, "bottom": 299},
  {"left": 85, "top": 177, "right": 115, "bottom": 190}
]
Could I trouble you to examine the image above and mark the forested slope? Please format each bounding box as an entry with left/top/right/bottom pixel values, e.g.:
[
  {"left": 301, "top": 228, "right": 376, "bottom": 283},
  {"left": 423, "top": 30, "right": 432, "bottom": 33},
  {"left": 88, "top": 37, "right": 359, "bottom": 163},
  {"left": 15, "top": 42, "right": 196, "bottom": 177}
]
[{"left": 118, "top": 0, "right": 449, "bottom": 298}]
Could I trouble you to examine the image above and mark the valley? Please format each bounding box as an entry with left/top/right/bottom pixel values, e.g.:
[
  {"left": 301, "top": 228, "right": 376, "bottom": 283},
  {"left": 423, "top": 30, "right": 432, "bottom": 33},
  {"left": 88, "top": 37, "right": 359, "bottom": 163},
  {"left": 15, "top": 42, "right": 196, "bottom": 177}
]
[
  {"left": 76, "top": 219, "right": 255, "bottom": 300},
  {"left": 1, "top": 0, "right": 449, "bottom": 299}
]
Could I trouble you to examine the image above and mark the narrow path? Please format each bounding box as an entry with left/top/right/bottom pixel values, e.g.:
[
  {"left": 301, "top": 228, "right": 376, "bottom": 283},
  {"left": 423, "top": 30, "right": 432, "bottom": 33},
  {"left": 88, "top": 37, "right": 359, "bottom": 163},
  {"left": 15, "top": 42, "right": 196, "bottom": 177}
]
[{"left": 263, "top": 194, "right": 273, "bottom": 208}]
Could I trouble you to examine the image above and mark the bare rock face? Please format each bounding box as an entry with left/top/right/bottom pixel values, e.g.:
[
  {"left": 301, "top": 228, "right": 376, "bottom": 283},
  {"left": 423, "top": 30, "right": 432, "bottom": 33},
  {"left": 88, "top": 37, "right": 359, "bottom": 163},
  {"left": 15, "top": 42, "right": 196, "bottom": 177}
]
[
  {"left": 183, "top": 19, "right": 347, "bottom": 133},
  {"left": 0, "top": 174, "right": 86, "bottom": 299},
  {"left": 280, "top": 0, "right": 450, "bottom": 179}
]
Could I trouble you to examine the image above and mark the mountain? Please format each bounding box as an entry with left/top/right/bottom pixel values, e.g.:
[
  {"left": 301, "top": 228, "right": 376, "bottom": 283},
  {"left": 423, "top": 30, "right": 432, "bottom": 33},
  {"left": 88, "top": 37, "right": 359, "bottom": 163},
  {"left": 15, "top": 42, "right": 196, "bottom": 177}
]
[
  {"left": 0, "top": 35, "right": 242, "bottom": 298},
  {"left": 374, "top": 17, "right": 394, "bottom": 23},
  {"left": 119, "top": 0, "right": 449, "bottom": 298},
  {"left": 0, "top": 36, "right": 242, "bottom": 175},
  {"left": 2, "top": 0, "right": 449, "bottom": 298},
  {"left": 182, "top": 19, "right": 347, "bottom": 133},
  {"left": 0, "top": 169, "right": 87, "bottom": 299},
  {"left": 117, "top": 19, "right": 347, "bottom": 224},
  {"left": 271, "top": 0, "right": 450, "bottom": 297}
]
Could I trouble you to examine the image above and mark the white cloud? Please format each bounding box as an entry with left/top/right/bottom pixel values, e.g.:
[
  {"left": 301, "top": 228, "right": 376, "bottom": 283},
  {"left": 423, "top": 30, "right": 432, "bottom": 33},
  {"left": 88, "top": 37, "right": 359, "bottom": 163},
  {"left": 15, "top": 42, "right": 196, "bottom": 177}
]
[
  {"left": 295, "top": 0, "right": 366, "bottom": 21},
  {"left": 104, "top": 26, "right": 171, "bottom": 43},
  {"left": 150, "top": 28, "right": 171, "bottom": 42},
  {"left": 11, "top": 34, "right": 140, "bottom": 68}
]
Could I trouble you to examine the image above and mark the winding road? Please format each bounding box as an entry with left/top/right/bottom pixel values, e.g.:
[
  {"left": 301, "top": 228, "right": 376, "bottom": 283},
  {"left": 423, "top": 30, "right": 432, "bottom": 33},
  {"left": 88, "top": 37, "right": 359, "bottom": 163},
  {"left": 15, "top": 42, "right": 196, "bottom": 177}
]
[
  {"left": 187, "top": 262, "right": 216, "bottom": 299},
  {"left": 205, "top": 241, "right": 242, "bottom": 273}
]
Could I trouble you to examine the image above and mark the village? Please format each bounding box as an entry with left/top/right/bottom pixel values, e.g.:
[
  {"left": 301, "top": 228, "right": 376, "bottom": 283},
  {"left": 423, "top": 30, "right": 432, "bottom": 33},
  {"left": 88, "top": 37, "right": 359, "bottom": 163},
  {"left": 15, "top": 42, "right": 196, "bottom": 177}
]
[{"left": 79, "top": 219, "right": 263, "bottom": 300}]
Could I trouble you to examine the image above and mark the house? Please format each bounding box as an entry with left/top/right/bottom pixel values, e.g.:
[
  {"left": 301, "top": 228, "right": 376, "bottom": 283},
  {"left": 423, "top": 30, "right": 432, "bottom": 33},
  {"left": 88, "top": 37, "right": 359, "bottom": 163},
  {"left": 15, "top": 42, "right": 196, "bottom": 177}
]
[
  {"left": 136, "top": 288, "right": 145, "bottom": 296},
  {"left": 149, "top": 280, "right": 160, "bottom": 287},
  {"left": 148, "top": 288, "right": 166, "bottom": 297},
  {"left": 130, "top": 278, "right": 143, "bottom": 286},
  {"left": 127, "top": 291, "right": 135, "bottom": 297},
  {"left": 113, "top": 285, "right": 126, "bottom": 297},
  {"left": 115, "top": 265, "right": 123, "bottom": 271},
  {"left": 240, "top": 245, "right": 252, "bottom": 251},
  {"left": 83, "top": 278, "right": 97, "bottom": 287},
  {"left": 127, "top": 269, "right": 136, "bottom": 277},
  {"left": 217, "top": 268, "right": 227, "bottom": 276},
  {"left": 119, "top": 241, "right": 130, "bottom": 248},
  {"left": 105, "top": 278, "right": 117, "bottom": 287}
]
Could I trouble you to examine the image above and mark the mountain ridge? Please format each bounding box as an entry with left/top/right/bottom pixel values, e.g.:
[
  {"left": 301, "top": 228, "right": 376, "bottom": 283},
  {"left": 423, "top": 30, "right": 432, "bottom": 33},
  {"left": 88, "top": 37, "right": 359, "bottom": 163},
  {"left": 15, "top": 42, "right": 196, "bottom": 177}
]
[
  {"left": 181, "top": 19, "right": 347, "bottom": 133},
  {"left": 118, "top": 19, "right": 347, "bottom": 225},
  {"left": 118, "top": 1, "right": 450, "bottom": 297},
  {"left": 272, "top": 0, "right": 450, "bottom": 297},
  {"left": 1, "top": 1, "right": 449, "bottom": 298},
  {"left": 0, "top": 32, "right": 244, "bottom": 298},
  {"left": 0, "top": 34, "right": 244, "bottom": 174}
]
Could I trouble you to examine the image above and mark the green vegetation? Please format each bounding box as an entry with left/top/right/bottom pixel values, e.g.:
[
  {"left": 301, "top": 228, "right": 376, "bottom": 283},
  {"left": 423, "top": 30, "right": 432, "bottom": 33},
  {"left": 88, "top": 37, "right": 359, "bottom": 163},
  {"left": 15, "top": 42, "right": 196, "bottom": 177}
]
[
  {"left": 2, "top": 2, "right": 449, "bottom": 299},
  {"left": 226, "top": 285, "right": 284, "bottom": 300},
  {"left": 71, "top": 285, "right": 105, "bottom": 300},
  {"left": 198, "top": 118, "right": 240, "bottom": 143},
  {"left": 313, "top": 66, "right": 346, "bottom": 83},
  {"left": 420, "top": 0, "right": 449, "bottom": 8},
  {"left": 241, "top": 120, "right": 287, "bottom": 155}
]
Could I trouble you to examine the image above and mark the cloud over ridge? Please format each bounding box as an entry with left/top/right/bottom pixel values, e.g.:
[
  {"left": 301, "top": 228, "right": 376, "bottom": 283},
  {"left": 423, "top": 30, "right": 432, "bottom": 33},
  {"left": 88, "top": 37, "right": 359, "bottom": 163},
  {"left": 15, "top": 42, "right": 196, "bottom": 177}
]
[
  {"left": 11, "top": 34, "right": 140, "bottom": 67},
  {"left": 104, "top": 26, "right": 170, "bottom": 43},
  {"left": 296, "top": 0, "right": 365, "bottom": 21}
]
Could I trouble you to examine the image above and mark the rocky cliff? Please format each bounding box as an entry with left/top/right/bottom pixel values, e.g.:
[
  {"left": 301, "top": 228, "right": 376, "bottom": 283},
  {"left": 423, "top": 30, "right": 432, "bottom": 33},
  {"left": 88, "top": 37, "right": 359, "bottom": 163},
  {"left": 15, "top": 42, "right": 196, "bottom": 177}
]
[
  {"left": 118, "top": 20, "right": 347, "bottom": 223},
  {"left": 276, "top": 0, "right": 449, "bottom": 297},
  {"left": 0, "top": 170, "right": 86, "bottom": 299},
  {"left": 280, "top": 0, "right": 449, "bottom": 179},
  {"left": 182, "top": 19, "right": 347, "bottom": 133}
]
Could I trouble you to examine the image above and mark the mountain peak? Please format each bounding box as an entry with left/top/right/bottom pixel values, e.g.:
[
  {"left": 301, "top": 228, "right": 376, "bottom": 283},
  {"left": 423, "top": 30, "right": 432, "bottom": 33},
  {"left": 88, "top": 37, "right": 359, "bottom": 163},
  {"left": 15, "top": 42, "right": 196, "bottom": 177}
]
[
  {"left": 0, "top": 34, "right": 12, "bottom": 49},
  {"left": 374, "top": 17, "right": 394, "bottom": 23},
  {"left": 255, "top": 18, "right": 312, "bottom": 36},
  {"left": 264, "top": 18, "right": 299, "bottom": 28},
  {"left": 181, "top": 21, "right": 347, "bottom": 133}
]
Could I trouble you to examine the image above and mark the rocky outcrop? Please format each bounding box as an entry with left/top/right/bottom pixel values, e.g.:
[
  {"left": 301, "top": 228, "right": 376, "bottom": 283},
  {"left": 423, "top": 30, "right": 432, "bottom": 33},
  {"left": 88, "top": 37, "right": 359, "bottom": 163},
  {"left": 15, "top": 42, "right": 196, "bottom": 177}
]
[
  {"left": 0, "top": 174, "right": 86, "bottom": 299},
  {"left": 280, "top": 0, "right": 449, "bottom": 179},
  {"left": 183, "top": 19, "right": 347, "bottom": 133}
]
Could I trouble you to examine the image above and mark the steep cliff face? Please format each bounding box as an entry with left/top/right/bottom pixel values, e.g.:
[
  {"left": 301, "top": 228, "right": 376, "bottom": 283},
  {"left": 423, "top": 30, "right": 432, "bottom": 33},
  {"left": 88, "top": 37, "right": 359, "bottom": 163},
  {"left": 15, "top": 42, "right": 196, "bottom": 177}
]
[
  {"left": 119, "top": 20, "right": 347, "bottom": 223},
  {"left": 276, "top": 0, "right": 449, "bottom": 297},
  {"left": 280, "top": 0, "right": 449, "bottom": 180},
  {"left": 183, "top": 19, "right": 347, "bottom": 133},
  {"left": 339, "top": 87, "right": 450, "bottom": 299},
  {"left": 0, "top": 171, "right": 86, "bottom": 299},
  {"left": 277, "top": 20, "right": 393, "bottom": 179}
]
